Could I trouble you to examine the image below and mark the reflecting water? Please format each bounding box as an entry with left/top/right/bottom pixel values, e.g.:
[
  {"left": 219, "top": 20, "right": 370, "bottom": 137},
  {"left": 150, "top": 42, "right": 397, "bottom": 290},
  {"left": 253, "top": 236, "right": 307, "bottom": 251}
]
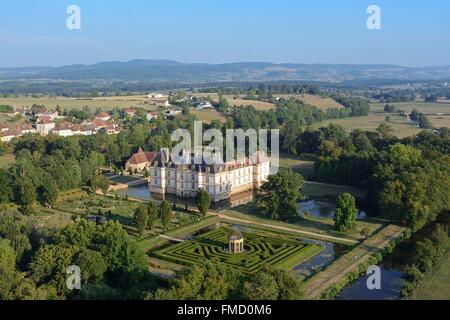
[
  {"left": 117, "top": 184, "right": 151, "bottom": 200},
  {"left": 116, "top": 184, "right": 256, "bottom": 210},
  {"left": 294, "top": 239, "right": 349, "bottom": 279},
  {"left": 299, "top": 200, "right": 367, "bottom": 220},
  {"left": 337, "top": 266, "right": 403, "bottom": 300}
]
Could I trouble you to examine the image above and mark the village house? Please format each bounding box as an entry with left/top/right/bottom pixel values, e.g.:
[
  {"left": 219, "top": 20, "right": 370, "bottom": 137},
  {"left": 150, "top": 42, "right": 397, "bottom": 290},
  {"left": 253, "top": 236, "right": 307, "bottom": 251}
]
[
  {"left": 146, "top": 112, "right": 159, "bottom": 122},
  {"left": 95, "top": 112, "right": 111, "bottom": 121},
  {"left": 166, "top": 109, "right": 182, "bottom": 118},
  {"left": 148, "top": 148, "right": 270, "bottom": 202},
  {"left": 36, "top": 111, "right": 59, "bottom": 121},
  {"left": 124, "top": 108, "right": 138, "bottom": 118},
  {"left": 52, "top": 122, "right": 78, "bottom": 137},
  {"left": 81, "top": 119, "right": 120, "bottom": 135},
  {"left": 0, "top": 123, "right": 37, "bottom": 142},
  {"left": 15, "top": 107, "right": 31, "bottom": 116},
  {"left": 195, "top": 102, "right": 213, "bottom": 110},
  {"left": 155, "top": 100, "right": 171, "bottom": 108},
  {"left": 148, "top": 93, "right": 166, "bottom": 99},
  {"left": 15, "top": 123, "right": 36, "bottom": 135},
  {"left": 0, "top": 124, "right": 9, "bottom": 133},
  {"left": 125, "top": 147, "right": 158, "bottom": 172},
  {"left": 103, "top": 124, "right": 121, "bottom": 135},
  {"left": 79, "top": 125, "right": 94, "bottom": 136},
  {"left": 0, "top": 130, "right": 19, "bottom": 142},
  {"left": 36, "top": 117, "right": 55, "bottom": 136},
  {"left": 148, "top": 93, "right": 171, "bottom": 107}
]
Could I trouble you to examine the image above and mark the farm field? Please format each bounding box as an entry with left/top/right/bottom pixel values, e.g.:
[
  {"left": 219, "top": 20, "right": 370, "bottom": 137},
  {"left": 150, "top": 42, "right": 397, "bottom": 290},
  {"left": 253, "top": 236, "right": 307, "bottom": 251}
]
[
  {"left": 311, "top": 114, "right": 421, "bottom": 138},
  {"left": 226, "top": 98, "right": 275, "bottom": 111},
  {"left": 370, "top": 102, "right": 450, "bottom": 114},
  {"left": 152, "top": 227, "right": 323, "bottom": 274},
  {"left": 191, "top": 109, "right": 227, "bottom": 123},
  {"left": 191, "top": 93, "right": 276, "bottom": 111},
  {"left": 275, "top": 94, "right": 345, "bottom": 110},
  {"left": 0, "top": 95, "right": 160, "bottom": 112},
  {"left": 427, "top": 115, "right": 450, "bottom": 128}
]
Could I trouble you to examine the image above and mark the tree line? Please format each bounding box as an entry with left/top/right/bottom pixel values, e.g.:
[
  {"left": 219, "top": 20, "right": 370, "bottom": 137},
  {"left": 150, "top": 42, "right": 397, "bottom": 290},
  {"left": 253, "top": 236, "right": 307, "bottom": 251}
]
[{"left": 307, "top": 124, "right": 450, "bottom": 232}]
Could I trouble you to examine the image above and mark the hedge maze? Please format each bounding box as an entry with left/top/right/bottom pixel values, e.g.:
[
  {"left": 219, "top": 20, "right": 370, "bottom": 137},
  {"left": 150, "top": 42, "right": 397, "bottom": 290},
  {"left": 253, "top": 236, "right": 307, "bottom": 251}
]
[{"left": 152, "top": 228, "right": 323, "bottom": 274}]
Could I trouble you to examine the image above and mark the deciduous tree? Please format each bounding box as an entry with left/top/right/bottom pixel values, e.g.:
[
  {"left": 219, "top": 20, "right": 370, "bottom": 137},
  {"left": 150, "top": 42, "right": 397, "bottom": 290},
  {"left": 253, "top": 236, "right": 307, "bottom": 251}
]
[
  {"left": 134, "top": 205, "right": 148, "bottom": 237},
  {"left": 334, "top": 193, "right": 358, "bottom": 232},
  {"left": 196, "top": 189, "right": 211, "bottom": 217}
]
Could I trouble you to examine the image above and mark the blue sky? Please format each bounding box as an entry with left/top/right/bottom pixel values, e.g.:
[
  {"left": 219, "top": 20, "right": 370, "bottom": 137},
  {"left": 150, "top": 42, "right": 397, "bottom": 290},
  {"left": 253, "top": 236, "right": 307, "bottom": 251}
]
[{"left": 1, "top": 0, "right": 449, "bottom": 67}]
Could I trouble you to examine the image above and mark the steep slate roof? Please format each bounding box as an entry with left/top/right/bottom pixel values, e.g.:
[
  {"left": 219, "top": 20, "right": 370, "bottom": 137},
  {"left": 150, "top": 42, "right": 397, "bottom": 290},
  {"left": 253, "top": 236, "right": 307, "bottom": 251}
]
[{"left": 127, "top": 148, "right": 158, "bottom": 165}]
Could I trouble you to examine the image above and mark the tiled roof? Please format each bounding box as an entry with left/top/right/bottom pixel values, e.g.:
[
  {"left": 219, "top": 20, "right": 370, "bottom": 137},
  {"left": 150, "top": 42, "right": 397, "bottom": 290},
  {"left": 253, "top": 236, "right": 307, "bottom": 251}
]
[
  {"left": 37, "top": 118, "right": 55, "bottom": 124},
  {"left": 128, "top": 149, "right": 158, "bottom": 165},
  {"left": 54, "top": 122, "right": 73, "bottom": 130},
  {"left": 96, "top": 112, "right": 110, "bottom": 118},
  {"left": 0, "top": 129, "right": 20, "bottom": 137}
]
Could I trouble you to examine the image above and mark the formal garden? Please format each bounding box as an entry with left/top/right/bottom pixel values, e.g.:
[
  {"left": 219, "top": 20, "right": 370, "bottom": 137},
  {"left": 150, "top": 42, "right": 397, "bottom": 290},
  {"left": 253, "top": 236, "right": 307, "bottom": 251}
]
[
  {"left": 56, "top": 194, "right": 200, "bottom": 237},
  {"left": 152, "top": 227, "right": 324, "bottom": 274}
]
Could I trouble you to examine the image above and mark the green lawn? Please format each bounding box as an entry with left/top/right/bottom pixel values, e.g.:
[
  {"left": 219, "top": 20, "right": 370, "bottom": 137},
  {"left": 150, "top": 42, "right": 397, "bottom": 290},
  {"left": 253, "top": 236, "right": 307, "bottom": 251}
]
[
  {"left": 408, "top": 251, "right": 450, "bottom": 300},
  {"left": 35, "top": 207, "right": 74, "bottom": 231},
  {"left": 136, "top": 215, "right": 220, "bottom": 252},
  {"left": 279, "top": 154, "right": 315, "bottom": 179},
  {"left": 303, "top": 182, "right": 366, "bottom": 200},
  {"left": 278, "top": 154, "right": 366, "bottom": 199},
  {"left": 222, "top": 204, "right": 384, "bottom": 242},
  {"left": 56, "top": 195, "right": 199, "bottom": 239},
  {"left": 152, "top": 227, "right": 323, "bottom": 274}
]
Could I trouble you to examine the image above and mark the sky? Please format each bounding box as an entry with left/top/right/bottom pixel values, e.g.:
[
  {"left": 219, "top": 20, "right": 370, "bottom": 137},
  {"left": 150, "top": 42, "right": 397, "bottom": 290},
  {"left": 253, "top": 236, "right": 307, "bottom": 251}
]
[{"left": 1, "top": 0, "right": 450, "bottom": 67}]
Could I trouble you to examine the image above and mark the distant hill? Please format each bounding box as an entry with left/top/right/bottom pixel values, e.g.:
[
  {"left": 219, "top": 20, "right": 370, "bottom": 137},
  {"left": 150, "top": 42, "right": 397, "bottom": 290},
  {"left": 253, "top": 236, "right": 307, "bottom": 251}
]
[{"left": 1, "top": 60, "right": 450, "bottom": 82}]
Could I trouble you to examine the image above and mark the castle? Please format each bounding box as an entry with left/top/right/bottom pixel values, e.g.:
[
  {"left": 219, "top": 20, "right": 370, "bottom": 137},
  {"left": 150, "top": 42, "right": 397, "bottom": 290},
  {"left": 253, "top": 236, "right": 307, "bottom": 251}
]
[{"left": 148, "top": 148, "right": 270, "bottom": 202}]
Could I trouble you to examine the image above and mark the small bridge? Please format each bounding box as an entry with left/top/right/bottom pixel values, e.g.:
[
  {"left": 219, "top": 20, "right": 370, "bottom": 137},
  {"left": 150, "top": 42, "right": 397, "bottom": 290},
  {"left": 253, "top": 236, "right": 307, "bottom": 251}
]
[{"left": 159, "top": 235, "right": 185, "bottom": 243}]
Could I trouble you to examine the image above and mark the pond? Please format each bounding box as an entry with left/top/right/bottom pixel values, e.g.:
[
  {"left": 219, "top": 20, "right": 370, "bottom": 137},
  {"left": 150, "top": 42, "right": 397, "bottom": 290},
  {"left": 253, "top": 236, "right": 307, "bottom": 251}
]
[
  {"left": 117, "top": 184, "right": 152, "bottom": 200},
  {"left": 116, "top": 184, "right": 256, "bottom": 210},
  {"left": 336, "top": 265, "right": 403, "bottom": 300},
  {"left": 299, "top": 200, "right": 367, "bottom": 220},
  {"left": 293, "top": 239, "right": 349, "bottom": 280},
  {"left": 335, "top": 243, "right": 409, "bottom": 300},
  {"left": 108, "top": 175, "right": 144, "bottom": 184},
  {"left": 336, "top": 215, "right": 449, "bottom": 300}
]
